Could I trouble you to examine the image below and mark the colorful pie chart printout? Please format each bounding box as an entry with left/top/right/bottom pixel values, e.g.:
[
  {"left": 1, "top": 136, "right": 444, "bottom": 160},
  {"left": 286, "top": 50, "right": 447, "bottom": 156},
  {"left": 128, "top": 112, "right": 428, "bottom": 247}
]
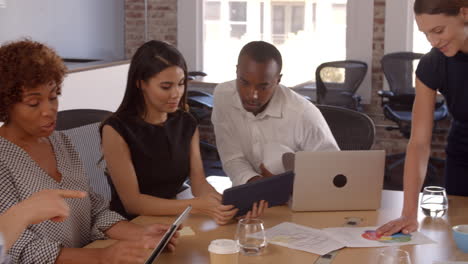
[{"left": 361, "top": 230, "right": 412, "bottom": 243}]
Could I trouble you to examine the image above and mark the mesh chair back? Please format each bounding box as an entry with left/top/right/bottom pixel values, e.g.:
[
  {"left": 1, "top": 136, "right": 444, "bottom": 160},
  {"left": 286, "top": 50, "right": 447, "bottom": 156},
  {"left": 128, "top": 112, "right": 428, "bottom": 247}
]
[
  {"left": 56, "top": 109, "right": 112, "bottom": 130},
  {"left": 381, "top": 52, "right": 423, "bottom": 95},
  {"left": 56, "top": 109, "right": 113, "bottom": 200},
  {"left": 187, "top": 90, "right": 214, "bottom": 124},
  {"left": 316, "top": 104, "right": 375, "bottom": 150},
  {"left": 315, "top": 60, "right": 367, "bottom": 109}
]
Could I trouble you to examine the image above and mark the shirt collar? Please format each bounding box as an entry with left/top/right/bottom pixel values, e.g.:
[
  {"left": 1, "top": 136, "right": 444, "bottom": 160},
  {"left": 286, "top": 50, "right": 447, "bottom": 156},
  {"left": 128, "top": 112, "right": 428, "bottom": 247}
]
[{"left": 232, "top": 82, "right": 284, "bottom": 119}]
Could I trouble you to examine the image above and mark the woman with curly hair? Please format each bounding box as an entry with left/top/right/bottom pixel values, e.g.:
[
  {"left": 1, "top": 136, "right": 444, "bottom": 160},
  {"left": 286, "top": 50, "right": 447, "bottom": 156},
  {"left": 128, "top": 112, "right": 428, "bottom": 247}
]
[
  {"left": 377, "top": 0, "right": 468, "bottom": 236},
  {"left": 0, "top": 39, "right": 178, "bottom": 263}
]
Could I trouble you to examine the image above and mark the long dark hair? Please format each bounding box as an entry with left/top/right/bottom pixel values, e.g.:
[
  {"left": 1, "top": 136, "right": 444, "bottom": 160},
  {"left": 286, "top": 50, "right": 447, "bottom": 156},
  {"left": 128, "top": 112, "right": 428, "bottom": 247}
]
[
  {"left": 414, "top": 0, "right": 468, "bottom": 16},
  {"left": 111, "top": 40, "right": 188, "bottom": 121}
]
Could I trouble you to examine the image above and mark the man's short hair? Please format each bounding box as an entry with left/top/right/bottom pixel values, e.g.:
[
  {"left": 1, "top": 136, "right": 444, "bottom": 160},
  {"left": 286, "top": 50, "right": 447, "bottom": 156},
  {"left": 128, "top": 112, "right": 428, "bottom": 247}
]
[{"left": 238, "top": 41, "right": 282, "bottom": 74}]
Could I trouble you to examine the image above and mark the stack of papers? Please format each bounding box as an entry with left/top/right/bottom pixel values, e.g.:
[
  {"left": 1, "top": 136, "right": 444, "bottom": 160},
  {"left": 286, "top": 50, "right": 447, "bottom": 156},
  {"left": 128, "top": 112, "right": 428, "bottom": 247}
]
[{"left": 260, "top": 222, "right": 436, "bottom": 255}]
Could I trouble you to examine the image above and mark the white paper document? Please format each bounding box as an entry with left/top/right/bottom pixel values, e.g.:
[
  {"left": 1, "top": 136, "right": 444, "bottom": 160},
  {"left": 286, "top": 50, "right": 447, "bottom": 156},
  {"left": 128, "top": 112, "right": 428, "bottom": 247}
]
[
  {"left": 262, "top": 223, "right": 436, "bottom": 255},
  {"left": 262, "top": 222, "right": 345, "bottom": 255},
  {"left": 432, "top": 260, "right": 468, "bottom": 264},
  {"left": 324, "top": 226, "right": 436, "bottom": 248}
]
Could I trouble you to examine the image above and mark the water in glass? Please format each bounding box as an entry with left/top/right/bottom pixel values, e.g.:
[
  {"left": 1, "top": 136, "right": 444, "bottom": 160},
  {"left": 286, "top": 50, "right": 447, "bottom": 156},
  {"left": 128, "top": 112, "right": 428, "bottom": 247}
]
[
  {"left": 377, "top": 248, "right": 412, "bottom": 264},
  {"left": 235, "top": 218, "right": 267, "bottom": 256},
  {"left": 420, "top": 186, "right": 448, "bottom": 218}
]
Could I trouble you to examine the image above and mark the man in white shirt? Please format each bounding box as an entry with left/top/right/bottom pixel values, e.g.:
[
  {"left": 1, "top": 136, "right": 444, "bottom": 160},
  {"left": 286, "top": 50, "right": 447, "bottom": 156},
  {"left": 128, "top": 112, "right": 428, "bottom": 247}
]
[{"left": 212, "top": 41, "right": 339, "bottom": 186}]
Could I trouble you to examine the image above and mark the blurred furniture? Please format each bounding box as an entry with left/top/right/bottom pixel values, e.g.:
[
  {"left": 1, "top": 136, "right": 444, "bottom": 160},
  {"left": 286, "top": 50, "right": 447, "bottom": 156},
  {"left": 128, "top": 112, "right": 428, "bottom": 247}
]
[
  {"left": 56, "top": 109, "right": 113, "bottom": 200},
  {"left": 86, "top": 190, "right": 468, "bottom": 263},
  {"left": 187, "top": 90, "right": 214, "bottom": 121},
  {"left": 378, "top": 52, "right": 448, "bottom": 187},
  {"left": 56, "top": 109, "right": 112, "bottom": 130},
  {"left": 316, "top": 105, "right": 375, "bottom": 150},
  {"left": 186, "top": 89, "right": 225, "bottom": 177},
  {"left": 315, "top": 60, "right": 368, "bottom": 111},
  {"left": 187, "top": 71, "right": 207, "bottom": 81}
]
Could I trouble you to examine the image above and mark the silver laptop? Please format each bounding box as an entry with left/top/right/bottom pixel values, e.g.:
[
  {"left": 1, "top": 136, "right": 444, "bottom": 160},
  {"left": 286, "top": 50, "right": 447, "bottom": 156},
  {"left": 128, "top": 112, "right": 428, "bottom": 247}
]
[{"left": 290, "top": 150, "right": 385, "bottom": 211}]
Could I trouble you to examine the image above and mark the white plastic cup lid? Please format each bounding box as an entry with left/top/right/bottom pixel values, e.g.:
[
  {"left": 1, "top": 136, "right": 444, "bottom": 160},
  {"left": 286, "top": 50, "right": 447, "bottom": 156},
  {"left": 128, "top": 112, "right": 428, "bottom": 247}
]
[
  {"left": 453, "top": 225, "right": 468, "bottom": 234},
  {"left": 208, "top": 239, "right": 239, "bottom": 254}
]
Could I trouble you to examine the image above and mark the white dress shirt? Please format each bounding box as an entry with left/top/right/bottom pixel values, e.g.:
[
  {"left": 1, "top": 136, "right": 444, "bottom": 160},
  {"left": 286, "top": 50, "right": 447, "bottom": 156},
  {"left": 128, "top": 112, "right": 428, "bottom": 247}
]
[{"left": 212, "top": 80, "right": 339, "bottom": 186}]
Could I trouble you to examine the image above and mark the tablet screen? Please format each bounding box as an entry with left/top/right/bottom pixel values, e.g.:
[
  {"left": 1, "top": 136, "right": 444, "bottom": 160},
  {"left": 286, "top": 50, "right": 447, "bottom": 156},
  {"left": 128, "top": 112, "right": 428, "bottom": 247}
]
[
  {"left": 222, "top": 171, "right": 294, "bottom": 216},
  {"left": 144, "top": 205, "right": 192, "bottom": 264}
]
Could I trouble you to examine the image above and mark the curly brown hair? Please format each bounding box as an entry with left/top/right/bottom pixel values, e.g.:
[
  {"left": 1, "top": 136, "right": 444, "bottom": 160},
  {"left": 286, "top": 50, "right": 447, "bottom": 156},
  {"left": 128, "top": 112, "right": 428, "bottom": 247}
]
[{"left": 0, "top": 39, "right": 67, "bottom": 122}]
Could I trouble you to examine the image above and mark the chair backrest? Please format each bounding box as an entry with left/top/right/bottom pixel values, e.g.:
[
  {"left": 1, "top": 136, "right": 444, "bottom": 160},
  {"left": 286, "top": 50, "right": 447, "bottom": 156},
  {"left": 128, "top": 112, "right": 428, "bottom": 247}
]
[
  {"left": 316, "top": 104, "right": 375, "bottom": 150},
  {"left": 56, "top": 109, "right": 112, "bottom": 200},
  {"left": 187, "top": 90, "right": 214, "bottom": 122},
  {"left": 56, "top": 109, "right": 112, "bottom": 130},
  {"left": 381, "top": 52, "right": 423, "bottom": 96},
  {"left": 315, "top": 60, "right": 367, "bottom": 107}
]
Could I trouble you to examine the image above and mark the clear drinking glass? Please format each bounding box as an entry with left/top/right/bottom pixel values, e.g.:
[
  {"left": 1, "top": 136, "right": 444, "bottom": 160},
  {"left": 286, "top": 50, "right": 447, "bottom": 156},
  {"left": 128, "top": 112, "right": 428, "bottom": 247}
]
[
  {"left": 377, "top": 248, "right": 412, "bottom": 264},
  {"left": 420, "top": 186, "right": 448, "bottom": 218},
  {"left": 235, "top": 218, "right": 267, "bottom": 256}
]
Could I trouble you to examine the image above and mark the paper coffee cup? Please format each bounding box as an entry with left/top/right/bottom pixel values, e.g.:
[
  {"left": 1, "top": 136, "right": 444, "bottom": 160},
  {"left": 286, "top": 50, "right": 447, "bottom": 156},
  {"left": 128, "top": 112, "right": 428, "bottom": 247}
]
[{"left": 208, "top": 239, "right": 239, "bottom": 264}]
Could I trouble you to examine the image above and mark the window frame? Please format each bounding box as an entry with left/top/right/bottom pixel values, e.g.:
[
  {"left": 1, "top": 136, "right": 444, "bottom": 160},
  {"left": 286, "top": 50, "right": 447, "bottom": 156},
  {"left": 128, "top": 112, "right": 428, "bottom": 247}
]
[{"left": 178, "top": 0, "right": 374, "bottom": 104}]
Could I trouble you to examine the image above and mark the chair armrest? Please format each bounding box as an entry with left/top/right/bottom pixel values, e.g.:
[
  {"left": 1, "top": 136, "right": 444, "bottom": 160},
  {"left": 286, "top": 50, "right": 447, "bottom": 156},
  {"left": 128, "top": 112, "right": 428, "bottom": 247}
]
[
  {"left": 339, "top": 92, "right": 362, "bottom": 103},
  {"left": 188, "top": 71, "right": 207, "bottom": 77},
  {"left": 340, "top": 91, "right": 353, "bottom": 97},
  {"left": 352, "top": 94, "right": 362, "bottom": 103},
  {"left": 187, "top": 71, "right": 207, "bottom": 81},
  {"left": 200, "top": 141, "right": 221, "bottom": 160},
  {"left": 200, "top": 141, "right": 217, "bottom": 151},
  {"left": 302, "top": 95, "right": 312, "bottom": 102},
  {"left": 377, "top": 90, "right": 395, "bottom": 98},
  {"left": 187, "top": 96, "right": 214, "bottom": 109},
  {"left": 188, "top": 90, "right": 213, "bottom": 97}
]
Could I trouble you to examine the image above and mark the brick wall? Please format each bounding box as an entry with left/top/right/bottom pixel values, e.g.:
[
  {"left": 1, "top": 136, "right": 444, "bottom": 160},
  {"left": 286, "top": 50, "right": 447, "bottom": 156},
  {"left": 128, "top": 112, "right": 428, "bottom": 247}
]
[
  {"left": 365, "top": 0, "right": 450, "bottom": 159},
  {"left": 124, "top": 0, "right": 177, "bottom": 59}
]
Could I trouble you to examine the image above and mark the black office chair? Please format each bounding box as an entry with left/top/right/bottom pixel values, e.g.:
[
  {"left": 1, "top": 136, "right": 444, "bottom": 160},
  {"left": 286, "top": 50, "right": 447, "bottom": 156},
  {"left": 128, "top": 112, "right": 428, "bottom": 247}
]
[
  {"left": 186, "top": 89, "right": 225, "bottom": 177},
  {"left": 316, "top": 105, "right": 375, "bottom": 150},
  {"left": 56, "top": 109, "right": 112, "bottom": 130},
  {"left": 378, "top": 52, "right": 448, "bottom": 188},
  {"left": 187, "top": 90, "right": 214, "bottom": 122},
  {"left": 56, "top": 109, "right": 113, "bottom": 200},
  {"left": 187, "top": 71, "right": 207, "bottom": 81},
  {"left": 315, "top": 60, "right": 368, "bottom": 112}
]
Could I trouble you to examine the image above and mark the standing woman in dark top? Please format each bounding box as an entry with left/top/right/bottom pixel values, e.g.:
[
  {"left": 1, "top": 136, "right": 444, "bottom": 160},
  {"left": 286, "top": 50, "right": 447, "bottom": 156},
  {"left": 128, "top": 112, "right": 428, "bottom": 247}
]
[
  {"left": 101, "top": 40, "right": 265, "bottom": 224},
  {"left": 377, "top": 0, "right": 468, "bottom": 236}
]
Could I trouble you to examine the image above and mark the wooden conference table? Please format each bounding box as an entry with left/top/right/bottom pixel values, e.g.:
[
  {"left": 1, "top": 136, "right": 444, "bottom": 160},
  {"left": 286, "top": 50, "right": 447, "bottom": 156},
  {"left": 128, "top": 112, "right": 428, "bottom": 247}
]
[{"left": 86, "top": 190, "right": 468, "bottom": 263}]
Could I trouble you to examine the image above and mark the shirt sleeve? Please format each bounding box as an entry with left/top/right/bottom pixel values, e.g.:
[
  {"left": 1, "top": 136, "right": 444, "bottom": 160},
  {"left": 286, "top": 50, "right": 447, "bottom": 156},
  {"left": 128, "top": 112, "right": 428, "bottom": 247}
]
[
  {"left": 211, "top": 84, "right": 259, "bottom": 186},
  {"left": 415, "top": 48, "right": 445, "bottom": 92},
  {"left": 297, "top": 103, "right": 340, "bottom": 152},
  {"left": 0, "top": 162, "right": 61, "bottom": 264},
  {"left": 88, "top": 189, "right": 126, "bottom": 241}
]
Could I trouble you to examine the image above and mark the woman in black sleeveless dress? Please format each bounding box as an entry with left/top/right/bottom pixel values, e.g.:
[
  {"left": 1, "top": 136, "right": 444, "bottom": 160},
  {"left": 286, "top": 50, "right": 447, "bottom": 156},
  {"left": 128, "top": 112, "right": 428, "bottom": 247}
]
[
  {"left": 378, "top": 0, "right": 468, "bottom": 236},
  {"left": 101, "top": 41, "right": 264, "bottom": 224}
]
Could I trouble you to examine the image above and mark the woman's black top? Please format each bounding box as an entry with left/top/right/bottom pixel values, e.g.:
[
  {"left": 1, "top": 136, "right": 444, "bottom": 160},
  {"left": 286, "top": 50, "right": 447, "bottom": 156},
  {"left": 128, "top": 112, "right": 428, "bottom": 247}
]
[
  {"left": 416, "top": 48, "right": 468, "bottom": 196},
  {"left": 101, "top": 110, "right": 197, "bottom": 218}
]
